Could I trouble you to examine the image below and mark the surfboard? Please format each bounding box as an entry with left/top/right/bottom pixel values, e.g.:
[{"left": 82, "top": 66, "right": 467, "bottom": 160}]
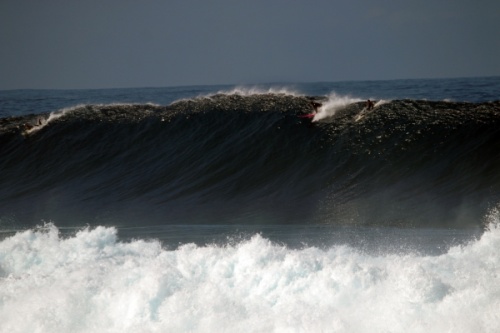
[
  {"left": 355, "top": 107, "right": 372, "bottom": 122},
  {"left": 355, "top": 100, "right": 381, "bottom": 121},
  {"left": 298, "top": 113, "right": 315, "bottom": 119},
  {"left": 354, "top": 110, "right": 366, "bottom": 122}
]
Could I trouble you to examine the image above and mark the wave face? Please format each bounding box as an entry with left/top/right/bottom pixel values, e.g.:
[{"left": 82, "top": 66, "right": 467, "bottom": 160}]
[{"left": 1, "top": 93, "right": 500, "bottom": 228}]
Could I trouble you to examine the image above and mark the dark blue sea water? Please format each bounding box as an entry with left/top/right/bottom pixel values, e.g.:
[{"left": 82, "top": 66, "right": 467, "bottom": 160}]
[{"left": 1, "top": 77, "right": 499, "bottom": 332}]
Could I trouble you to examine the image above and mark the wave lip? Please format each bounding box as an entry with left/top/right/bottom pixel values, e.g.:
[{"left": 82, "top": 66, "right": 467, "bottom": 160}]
[{"left": 312, "top": 92, "right": 362, "bottom": 121}]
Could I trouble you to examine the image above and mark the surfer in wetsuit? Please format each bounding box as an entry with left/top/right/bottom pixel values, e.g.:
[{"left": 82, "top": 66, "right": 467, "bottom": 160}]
[
  {"left": 21, "top": 118, "right": 43, "bottom": 133},
  {"left": 298, "top": 98, "right": 322, "bottom": 119},
  {"left": 366, "top": 99, "right": 374, "bottom": 110},
  {"left": 310, "top": 101, "right": 322, "bottom": 113}
]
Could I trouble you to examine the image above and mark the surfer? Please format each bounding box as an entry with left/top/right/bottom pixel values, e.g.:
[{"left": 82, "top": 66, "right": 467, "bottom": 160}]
[
  {"left": 21, "top": 118, "right": 43, "bottom": 134},
  {"left": 311, "top": 101, "right": 322, "bottom": 113},
  {"left": 298, "top": 98, "right": 322, "bottom": 119},
  {"left": 366, "top": 99, "right": 374, "bottom": 110}
]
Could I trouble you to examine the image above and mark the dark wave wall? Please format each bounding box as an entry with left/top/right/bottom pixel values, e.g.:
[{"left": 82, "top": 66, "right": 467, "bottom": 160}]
[{"left": 1, "top": 94, "right": 499, "bottom": 228}]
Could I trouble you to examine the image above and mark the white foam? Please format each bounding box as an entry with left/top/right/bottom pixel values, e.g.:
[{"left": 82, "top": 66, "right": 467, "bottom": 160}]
[
  {"left": 171, "top": 86, "right": 301, "bottom": 104},
  {"left": 1, "top": 214, "right": 499, "bottom": 332},
  {"left": 24, "top": 102, "right": 161, "bottom": 135},
  {"left": 24, "top": 104, "right": 83, "bottom": 135},
  {"left": 312, "top": 93, "right": 362, "bottom": 122},
  {"left": 374, "top": 99, "right": 391, "bottom": 107},
  {"left": 216, "top": 86, "right": 301, "bottom": 97}
]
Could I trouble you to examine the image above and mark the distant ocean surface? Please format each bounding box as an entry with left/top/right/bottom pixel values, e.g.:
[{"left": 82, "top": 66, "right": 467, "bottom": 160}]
[{"left": 1, "top": 77, "right": 499, "bottom": 332}]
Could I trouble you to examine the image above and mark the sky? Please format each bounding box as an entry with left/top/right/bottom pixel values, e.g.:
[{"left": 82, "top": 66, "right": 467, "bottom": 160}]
[{"left": 1, "top": 0, "right": 499, "bottom": 89}]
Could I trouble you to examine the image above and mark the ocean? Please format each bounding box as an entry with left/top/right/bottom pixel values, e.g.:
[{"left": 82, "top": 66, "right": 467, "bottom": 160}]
[{"left": 1, "top": 77, "right": 499, "bottom": 332}]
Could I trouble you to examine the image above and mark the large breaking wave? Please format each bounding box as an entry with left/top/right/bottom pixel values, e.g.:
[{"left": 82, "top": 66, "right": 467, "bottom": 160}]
[{"left": 1, "top": 93, "right": 499, "bottom": 228}]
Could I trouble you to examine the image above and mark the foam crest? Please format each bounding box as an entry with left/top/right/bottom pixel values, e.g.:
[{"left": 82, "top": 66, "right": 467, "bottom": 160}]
[
  {"left": 24, "top": 104, "right": 84, "bottom": 135},
  {"left": 312, "top": 92, "right": 362, "bottom": 122},
  {"left": 167, "top": 86, "right": 303, "bottom": 105},
  {"left": 216, "top": 86, "right": 300, "bottom": 97},
  {"left": 172, "top": 86, "right": 301, "bottom": 104},
  {"left": 0, "top": 220, "right": 499, "bottom": 332}
]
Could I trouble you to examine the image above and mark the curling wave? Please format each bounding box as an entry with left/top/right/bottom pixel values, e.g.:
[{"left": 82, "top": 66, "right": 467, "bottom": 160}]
[{"left": 0, "top": 93, "right": 499, "bottom": 228}]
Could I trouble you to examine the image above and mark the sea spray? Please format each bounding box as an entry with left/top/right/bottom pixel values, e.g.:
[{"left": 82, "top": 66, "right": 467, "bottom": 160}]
[{"left": 312, "top": 92, "right": 362, "bottom": 121}]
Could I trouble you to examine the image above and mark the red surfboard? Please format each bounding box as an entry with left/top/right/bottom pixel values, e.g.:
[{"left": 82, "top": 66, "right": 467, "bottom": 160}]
[{"left": 298, "top": 113, "right": 315, "bottom": 119}]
